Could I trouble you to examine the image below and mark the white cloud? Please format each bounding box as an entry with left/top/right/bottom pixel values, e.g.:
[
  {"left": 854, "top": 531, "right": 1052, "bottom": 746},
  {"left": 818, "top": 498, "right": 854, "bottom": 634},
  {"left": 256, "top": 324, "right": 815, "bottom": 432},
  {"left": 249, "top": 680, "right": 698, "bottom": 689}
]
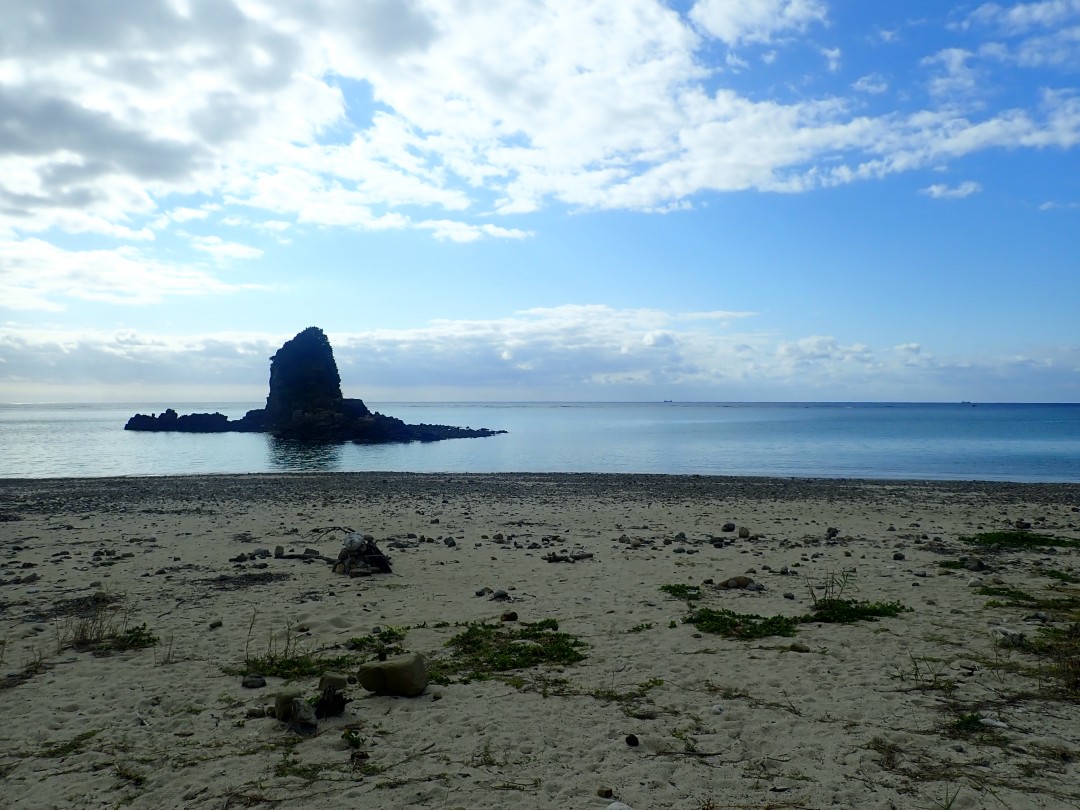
[
  {"left": 822, "top": 47, "right": 842, "bottom": 73},
  {"left": 4, "top": 307, "right": 1080, "bottom": 402},
  {"left": 920, "top": 180, "right": 983, "bottom": 199},
  {"left": 415, "top": 220, "right": 533, "bottom": 242},
  {"left": 189, "top": 235, "right": 264, "bottom": 260},
  {"left": 690, "top": 0, "right": 827, "bottom": 45},
  {"left": 0, "top": 238, "right": 263, "bottom": 311},
  {"left": 966, "top": 0, "right": 1080, "bottom": 33},
  {"left": 0, "top": 0, "right": 1077, "bottom": 250},
  {"left": 921, "top": 48, "right": 980, "bottom": 100},
  {"left": 852, "top": 73, "right": 888, "bottom": 94}
]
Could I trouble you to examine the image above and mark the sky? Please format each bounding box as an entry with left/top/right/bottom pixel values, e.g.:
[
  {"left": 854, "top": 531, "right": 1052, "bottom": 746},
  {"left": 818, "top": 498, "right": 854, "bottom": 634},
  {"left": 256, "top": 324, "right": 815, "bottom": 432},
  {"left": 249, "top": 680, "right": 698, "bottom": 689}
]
[{"left": 1, "top": 0, "right": 1079, "bottom": 404}]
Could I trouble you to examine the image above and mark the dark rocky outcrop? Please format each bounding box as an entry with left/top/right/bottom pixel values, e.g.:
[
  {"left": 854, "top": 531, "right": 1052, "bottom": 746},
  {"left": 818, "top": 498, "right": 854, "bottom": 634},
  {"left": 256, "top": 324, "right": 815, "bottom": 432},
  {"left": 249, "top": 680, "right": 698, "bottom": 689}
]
[{"left": 125, "top": 327, "right": 506, "bottom": 443}]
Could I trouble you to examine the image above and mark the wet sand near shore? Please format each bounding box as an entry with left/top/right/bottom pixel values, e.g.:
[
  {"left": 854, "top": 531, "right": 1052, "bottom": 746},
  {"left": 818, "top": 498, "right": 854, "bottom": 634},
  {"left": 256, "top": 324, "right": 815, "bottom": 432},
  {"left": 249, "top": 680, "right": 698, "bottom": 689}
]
[{"left": 1, "top": 473, "right": 1079, "bottom": 809}]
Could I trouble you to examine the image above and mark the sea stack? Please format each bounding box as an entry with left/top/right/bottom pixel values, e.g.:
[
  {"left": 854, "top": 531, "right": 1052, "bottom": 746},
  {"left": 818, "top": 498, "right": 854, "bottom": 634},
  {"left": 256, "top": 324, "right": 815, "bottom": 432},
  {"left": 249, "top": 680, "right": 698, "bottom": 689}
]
[{"left": 124, "top": 327, "right": 506, "bottom": 443}]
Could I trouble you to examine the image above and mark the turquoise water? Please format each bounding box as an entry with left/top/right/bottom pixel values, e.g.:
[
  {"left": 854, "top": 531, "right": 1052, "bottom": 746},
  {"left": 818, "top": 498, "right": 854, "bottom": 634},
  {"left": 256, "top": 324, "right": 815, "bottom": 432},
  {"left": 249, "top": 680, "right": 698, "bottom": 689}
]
[{"left": 1, "top": 402, "right": 1079, "bottom": 481}]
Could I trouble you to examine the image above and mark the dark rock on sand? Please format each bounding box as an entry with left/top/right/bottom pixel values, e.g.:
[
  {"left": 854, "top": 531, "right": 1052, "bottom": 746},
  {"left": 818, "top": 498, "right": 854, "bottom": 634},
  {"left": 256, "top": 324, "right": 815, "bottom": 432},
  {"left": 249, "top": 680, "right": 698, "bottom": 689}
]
[{"left": 125, "top": 327, "right": 506, "bottom": 443}]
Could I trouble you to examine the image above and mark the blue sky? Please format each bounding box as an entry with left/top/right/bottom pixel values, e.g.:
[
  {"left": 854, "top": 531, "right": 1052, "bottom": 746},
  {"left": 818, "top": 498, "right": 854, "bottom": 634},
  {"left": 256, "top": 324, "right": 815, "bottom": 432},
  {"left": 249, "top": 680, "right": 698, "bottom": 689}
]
[{"left": 1, "top": 0, "right": 1079, "bottom": 403}]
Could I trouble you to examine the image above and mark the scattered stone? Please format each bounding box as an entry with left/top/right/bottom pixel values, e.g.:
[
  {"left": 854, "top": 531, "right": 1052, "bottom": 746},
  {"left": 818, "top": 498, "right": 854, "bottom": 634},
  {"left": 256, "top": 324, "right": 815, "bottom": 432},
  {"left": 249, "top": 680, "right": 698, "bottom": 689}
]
[
  {"left": 319, "top": 671, "right": 349, "bottom": 692},
  {"left": 991, "top": 626, "right": 1025, "bottom": 649},
  {"left": 598, "top": 786, "right": 615, "bottom": 798},
  {"left": 314, "top": 685, "right": 348, "bottom": 719},
  {"left": 721, "top": 523, "right": 736, "bottom": 533},
  {"left": 720, "top": 575, "right": 754, "bottom": 589},
  {"left": 963, "top": 558, "right": 986, "bottom": 572},
  {"left": 242, "top": 674, "right": 267, "bottom": 689},
  {"left": 287, "top": 698, "right": 317, "bottom": 734},
  {"left": 625, "top": 734, "right": 639, "bottom": 747},
  {"left": 209, "top": 619, "right": 223, "bottom": 630},
  {"left": 738, "top": 527, "right": 751, "bottom": 539},
  {"left": 501, "top": 611, "right": 518, "bottom": 622},
  {"left": 893, "top": 552, "right": 905, "bottom": 561},
  {"left": 789, "top": 642, "right": 811, "bottom": 653},
  {"left": 783, "top": 592, "right": 795, "bottom": 600},
  {"left": 274, "top": 545, "right": 285, "bottom": 558},
  {"left": 274, "top": 687, "right": 303, "bottom": 721},
  {"left": 356, "top": 653, "right": 428, "bottom": 697}
]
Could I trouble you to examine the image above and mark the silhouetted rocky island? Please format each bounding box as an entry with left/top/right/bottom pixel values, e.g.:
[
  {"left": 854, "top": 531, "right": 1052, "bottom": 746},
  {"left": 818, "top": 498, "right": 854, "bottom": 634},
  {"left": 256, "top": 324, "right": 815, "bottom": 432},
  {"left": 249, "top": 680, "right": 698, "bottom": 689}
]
[{"left": 124, "top": 327, "right": 507, "bottom": 443}]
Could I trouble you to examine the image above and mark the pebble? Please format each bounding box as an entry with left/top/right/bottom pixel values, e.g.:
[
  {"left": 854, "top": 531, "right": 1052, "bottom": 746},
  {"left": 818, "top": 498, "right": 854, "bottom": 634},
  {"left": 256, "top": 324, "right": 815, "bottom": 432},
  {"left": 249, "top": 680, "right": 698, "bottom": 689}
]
[
  {"left": 783, "top": 592, "right": 795, "bottom": 600},
  {"left": 242, "top": 674, "right": 266, "bottom": 689},
  {"left": 624, "top": 734, "right": 639, "bottom": 747},
  {"left": 598, "top": 787, "right": 614, "bottom": 798},
  {"left": 893, "top": 552, "right": 905, "bottom": 561},
  {"left": 789, "top": 642, "right": 811, "bottom": 653}
]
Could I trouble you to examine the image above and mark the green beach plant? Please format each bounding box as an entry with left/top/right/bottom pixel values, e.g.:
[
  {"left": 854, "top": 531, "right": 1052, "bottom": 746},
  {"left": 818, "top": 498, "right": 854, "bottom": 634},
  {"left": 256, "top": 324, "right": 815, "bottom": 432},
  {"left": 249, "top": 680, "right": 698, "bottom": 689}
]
[{"left": 426, "top": 618, "right": 586, "bottom": 684}]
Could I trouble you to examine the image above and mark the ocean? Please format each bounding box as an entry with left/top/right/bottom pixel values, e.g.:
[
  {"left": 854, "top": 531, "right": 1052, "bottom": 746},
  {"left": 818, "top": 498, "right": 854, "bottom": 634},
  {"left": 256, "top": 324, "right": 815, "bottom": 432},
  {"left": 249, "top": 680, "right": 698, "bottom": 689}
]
[{"left": 1, "top": 401, "right": 1079, "bottom": 482}]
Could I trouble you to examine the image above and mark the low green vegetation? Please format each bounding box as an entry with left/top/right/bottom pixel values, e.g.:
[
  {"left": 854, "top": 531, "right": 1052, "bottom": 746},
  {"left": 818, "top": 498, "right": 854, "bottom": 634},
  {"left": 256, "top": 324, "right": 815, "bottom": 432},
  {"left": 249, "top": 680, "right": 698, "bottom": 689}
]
[
  {"left": 1027, "top": 625, "right": 1080, "bottom": 697},
  {"left": 809, "top": 598, "right": 909, "bottom": 624},
  {"left": 683, "top": 607, "right": 800, "bottom": 639},
  {"left": 39, "top": 730, "right": 100, "bottom": 758},
  {"left": 661, "top": 575, "right": 909, "bottom": 640},
  {"left": 1041, "top": 568, "right": 1080, "bottom": 585},
  {"left": 960, "top": 531, "right": 1080, "bottom": 550},
  {"left": 346, "top": 626, "right": 408, "bottom": 658},
  {"left": 659, "top": 584, "right": 702, "bottom": 602},
  {"left": 427, "top": 619, "right": 586, "bottom": 684}
]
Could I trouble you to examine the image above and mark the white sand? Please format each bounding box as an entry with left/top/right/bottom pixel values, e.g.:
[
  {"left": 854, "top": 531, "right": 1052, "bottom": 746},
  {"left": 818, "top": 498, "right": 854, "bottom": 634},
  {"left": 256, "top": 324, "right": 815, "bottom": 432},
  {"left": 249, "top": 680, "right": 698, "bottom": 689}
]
[{"left": 1, "top": 473, "right": 1079, "bottom": 809}]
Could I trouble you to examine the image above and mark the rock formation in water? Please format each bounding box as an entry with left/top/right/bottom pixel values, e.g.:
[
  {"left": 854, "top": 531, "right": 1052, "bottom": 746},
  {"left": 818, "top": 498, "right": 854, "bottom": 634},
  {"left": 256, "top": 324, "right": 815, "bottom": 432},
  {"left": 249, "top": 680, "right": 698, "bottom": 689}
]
[{"left": 124, "top": 327, "right": 506, "bottom": 443}]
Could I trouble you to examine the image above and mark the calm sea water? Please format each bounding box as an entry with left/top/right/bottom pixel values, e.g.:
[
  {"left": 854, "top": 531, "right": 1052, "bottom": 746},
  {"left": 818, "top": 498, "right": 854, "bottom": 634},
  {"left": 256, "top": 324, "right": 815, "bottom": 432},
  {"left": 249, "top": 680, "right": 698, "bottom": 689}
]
[{"left": 1, "top": 402, "right": 1079, "bottom": 482}]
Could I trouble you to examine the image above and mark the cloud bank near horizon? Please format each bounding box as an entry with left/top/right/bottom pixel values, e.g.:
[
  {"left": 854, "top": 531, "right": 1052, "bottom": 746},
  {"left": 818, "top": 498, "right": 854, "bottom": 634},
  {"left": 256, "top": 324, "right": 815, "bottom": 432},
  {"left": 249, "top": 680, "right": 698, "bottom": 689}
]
[{"left": 3, "top": 307, "right": 1077, "bottom": 403}]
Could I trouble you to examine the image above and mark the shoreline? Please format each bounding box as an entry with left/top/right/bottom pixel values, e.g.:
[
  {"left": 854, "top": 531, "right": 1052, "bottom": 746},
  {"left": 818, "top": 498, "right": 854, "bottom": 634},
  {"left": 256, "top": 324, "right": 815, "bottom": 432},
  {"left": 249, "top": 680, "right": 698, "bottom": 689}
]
[{"left": 1, "top": 473, "right": 1079, "bottom": 808}]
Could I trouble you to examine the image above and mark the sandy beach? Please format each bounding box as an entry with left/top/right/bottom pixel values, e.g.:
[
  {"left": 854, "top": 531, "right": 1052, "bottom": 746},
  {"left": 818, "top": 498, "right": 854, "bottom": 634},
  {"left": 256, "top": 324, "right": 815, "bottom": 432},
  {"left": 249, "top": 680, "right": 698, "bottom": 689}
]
[{"left": 1, "top": 473, "right": 1079, "bottom": 809}]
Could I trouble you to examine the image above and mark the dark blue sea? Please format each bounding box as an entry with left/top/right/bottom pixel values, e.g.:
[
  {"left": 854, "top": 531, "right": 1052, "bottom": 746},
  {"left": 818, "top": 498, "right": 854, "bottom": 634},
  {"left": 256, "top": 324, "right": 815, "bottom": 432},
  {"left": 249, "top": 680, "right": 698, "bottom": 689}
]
[{"left": 1, "top": 402, "right": 1079, "bottom": 482}]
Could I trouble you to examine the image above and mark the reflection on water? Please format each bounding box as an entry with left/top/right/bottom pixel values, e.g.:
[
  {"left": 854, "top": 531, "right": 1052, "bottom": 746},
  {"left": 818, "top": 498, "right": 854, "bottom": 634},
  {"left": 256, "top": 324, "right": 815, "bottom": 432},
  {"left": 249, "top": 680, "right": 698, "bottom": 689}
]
[{"left": 267, "top": 437, "right": 344, "bottom": 471}]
